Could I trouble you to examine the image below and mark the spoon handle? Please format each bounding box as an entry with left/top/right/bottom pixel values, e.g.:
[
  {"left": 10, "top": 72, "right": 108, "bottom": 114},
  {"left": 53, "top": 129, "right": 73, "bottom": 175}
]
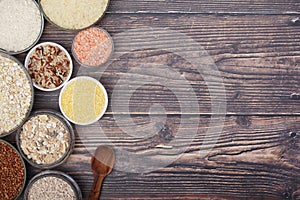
[{"left": 89, "top": 173, "right": 105, "bottom": 200}]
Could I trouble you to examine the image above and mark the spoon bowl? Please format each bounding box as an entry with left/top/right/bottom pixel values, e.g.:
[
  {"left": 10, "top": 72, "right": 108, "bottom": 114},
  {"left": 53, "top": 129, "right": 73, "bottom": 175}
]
[{"left": 89, "top": 145, "right": 115, "bottom": 200}]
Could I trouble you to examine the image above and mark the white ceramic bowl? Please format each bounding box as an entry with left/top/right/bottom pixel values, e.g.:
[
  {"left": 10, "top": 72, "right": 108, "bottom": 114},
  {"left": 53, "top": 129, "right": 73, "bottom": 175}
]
[
  {"left": 59, "top": 76, "right": 108, "bottom": 125},
  {"left": 25, "top": 42, "right": 73, "bottom": 92}
]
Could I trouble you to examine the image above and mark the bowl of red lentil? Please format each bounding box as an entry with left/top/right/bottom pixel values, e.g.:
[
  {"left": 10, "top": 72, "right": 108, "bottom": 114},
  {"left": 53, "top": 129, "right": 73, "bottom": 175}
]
[
  {"left": 0, "top": 53, "right": 34, "bottom": 138},
  {"left": 25, "top": 42, "right": 73, "bottom": 92},
  {"left": 24, "top": 170, "right": 82, "bottom": 200},
  {"left": 0, "top": 140, "right": 26, "bottom": 200},
  {"left": 71, "top": 27, "right": 114, "bottom": 68},
  {"left": 16, "top": 110, "right": 75, "bottom": 169}
]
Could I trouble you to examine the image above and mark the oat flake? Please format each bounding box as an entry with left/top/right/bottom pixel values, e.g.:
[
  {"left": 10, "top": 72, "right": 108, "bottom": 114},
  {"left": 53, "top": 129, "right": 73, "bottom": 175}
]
[
  {"left": 0, "top": 54, "right": 32, "bottom": 135},
  {"left": 20, "top": 114, "right": 70, "bottom": 165}
]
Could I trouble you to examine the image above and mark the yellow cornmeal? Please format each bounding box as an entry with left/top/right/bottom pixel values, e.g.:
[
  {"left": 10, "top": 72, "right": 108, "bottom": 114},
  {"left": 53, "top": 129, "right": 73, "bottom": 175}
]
[{"left": 61, "top": 78, "right": 106, "bottom": 124}]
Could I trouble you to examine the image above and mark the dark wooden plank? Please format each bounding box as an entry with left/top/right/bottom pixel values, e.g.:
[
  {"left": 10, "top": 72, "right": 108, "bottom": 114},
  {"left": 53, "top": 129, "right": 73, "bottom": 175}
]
[
  {"left": 17, "top": 14, "right": 300, "bottom": 115},
  {"left": 5, "top": 115, "right": 298, "bottom": 199},
  {"left": 106, "top": 0, "right": 300, "bottom": 14}
]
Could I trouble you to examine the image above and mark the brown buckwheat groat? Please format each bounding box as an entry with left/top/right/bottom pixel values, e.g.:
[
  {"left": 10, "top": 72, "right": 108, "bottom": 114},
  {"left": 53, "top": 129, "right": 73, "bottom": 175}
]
[{"left": 0, "top": 141, "right": 25, "bottom": 200}]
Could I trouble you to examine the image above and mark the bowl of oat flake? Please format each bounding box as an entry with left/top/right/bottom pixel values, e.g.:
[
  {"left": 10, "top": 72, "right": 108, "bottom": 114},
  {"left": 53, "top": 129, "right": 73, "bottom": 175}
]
[
  {"left": 0, "top": 53, "right": 34, "bottom": 138},
  {"left": 25, "top": 42, "right": 73, "bottom": 91},
  {"left": 24, "top": 170, "right": 82, "bottom": 200},
  {"left": 17, "top": 110, "right": 74, "bottom": 169}
]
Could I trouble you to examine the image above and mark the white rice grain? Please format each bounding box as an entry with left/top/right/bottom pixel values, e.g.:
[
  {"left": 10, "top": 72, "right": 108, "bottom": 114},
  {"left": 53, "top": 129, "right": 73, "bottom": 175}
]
[{"left": 0, "top": 0, "right": 42, "bottom": 52}]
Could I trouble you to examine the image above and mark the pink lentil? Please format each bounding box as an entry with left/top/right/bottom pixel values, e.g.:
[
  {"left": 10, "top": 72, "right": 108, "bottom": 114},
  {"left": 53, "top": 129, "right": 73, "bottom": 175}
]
[{"left": 72, "top": 27, "right": 113, "bottom": 67}]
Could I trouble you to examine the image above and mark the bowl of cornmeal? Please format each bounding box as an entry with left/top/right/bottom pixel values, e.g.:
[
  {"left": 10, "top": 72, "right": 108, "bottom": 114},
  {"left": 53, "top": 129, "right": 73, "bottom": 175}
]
[{"left": 59, "top": 76, "right": 108, "bottom": 125}]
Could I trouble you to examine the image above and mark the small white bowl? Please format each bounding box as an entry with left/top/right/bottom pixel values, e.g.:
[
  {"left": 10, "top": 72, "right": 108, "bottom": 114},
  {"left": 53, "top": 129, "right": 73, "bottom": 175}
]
[
  {"left": 59, "top": 76, "right": 108, "bottom": 125},
  {"left": 25, "top": 42, "right": 73, "bottom": 92}
]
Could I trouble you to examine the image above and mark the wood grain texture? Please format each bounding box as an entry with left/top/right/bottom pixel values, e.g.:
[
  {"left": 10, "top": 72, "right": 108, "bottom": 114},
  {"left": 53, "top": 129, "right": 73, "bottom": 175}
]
[
  {"left": 107, "top": 0, "right": 300, "bottom": 14},
  {"left": 8, "top": 1, "right": 300, "bottom": 199},
  {"left": 16, "top": 14, "right": 300, "bottom": 115},
  {"left": 5, "top": 115, "right": 298, "bottom": 200}
]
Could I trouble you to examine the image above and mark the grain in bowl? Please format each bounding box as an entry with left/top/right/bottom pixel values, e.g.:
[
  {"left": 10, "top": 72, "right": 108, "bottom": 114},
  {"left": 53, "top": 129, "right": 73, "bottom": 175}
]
[
  {"left": 0, "top": 0, "right": 44, "bottom": 54},
  {"left": 17, "top": 110, "right": 74, "bottom": 169},
  {"left": 0, "top": 53, "right": 33, "bottom": 137},
  {"left": 25, "top": 42, "right": 73, "bottom": 91},
  {"left": 39, "top": 0, "right": 109, "bottom": 30},
  {"left": 0, "top": 140, "right": 26, "bottom": 200},
  {"left": 24, "top": 170, "right": 82, "bottom": 200},
  {"left": 59, "top": 76, "right": 108, "bottom": 125}
]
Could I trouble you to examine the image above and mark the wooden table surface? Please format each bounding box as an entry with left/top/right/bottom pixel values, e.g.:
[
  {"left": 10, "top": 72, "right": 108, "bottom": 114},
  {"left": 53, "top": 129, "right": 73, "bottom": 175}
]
[{"left": 5, "top": 0, "right": 300, "bottom": 199}]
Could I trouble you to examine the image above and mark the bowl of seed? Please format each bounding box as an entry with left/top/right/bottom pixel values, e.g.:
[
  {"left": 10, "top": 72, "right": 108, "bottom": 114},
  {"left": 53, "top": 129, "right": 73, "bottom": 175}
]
[
  {"left": 0, "top": 0, "right": 44, "bottom": 55},
  {"left": 39, "top": 0, "right": 109, "bottom": 30},
  {"left": 59, "top": 76, "right": 108, "bottom": 125},
  {"left": 0, "top": 140, "right": 26, "bottom": 200},
  {"left": 17, "top": 110, "right": 74, "bottom": 169},
  {"left": 25, "top": 42, "right": 73, "bottom": 92},
  {"left": 24, "top": 170, "right": 82, "bottom": 200},
  {"left": 0, "top": 53, "right": 34, "bottom": 138}
]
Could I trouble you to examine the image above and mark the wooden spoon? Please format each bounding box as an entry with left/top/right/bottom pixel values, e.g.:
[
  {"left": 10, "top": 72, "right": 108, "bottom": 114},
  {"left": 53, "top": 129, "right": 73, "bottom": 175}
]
[{"left": 89, "top": 145, "right": 115, "bottom": 200}]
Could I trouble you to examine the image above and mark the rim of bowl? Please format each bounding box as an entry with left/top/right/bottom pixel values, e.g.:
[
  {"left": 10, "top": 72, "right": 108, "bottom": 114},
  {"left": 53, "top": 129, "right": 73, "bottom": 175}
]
[
  {"left": 0, "top": 139, "right": 27, "bottom": 200},
  {"left": 0, "top": 0, "right": 44, "bottom": 55},
  {"left": 59, "top": 76, "right": 109, "bottom": 125},
  {"left": 71, "top": 27, "right": 114, "bottom": 68},
  {"left": 23, "top": 170, "right": 82, "bottom": 200},
  {"left": 0, "top": 53, "right": 34, "bottom": 138},
  {"left": 24, "top": 42, "right": 73, "bottom": 92},
  {"left": 16, "top": 109, "right": 75, "bottom": 169},
  {"left": 38, "top": 0, "right": 110, "bottom": 31}
]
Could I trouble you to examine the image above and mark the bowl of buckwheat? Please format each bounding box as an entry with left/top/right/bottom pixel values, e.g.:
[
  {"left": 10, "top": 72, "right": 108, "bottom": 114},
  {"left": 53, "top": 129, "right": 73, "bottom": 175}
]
[
  {"left": 25, "top": 42, "right": 73, "bottom": 92},
  {"left": 16, "top": 110, "right": 74, "bottom": 169}
]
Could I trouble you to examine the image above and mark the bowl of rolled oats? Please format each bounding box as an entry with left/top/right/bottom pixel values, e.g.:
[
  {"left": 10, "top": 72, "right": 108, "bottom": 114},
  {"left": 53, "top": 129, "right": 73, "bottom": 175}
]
[
  {"left": 25, "top": 42, "right": 73, "bottom": 92},
  {"left": 0, "top": 53, "right": 34, "bottom": 138},
  {"left": 16, "top": 110, "right": 75, "bottom": 169}
]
